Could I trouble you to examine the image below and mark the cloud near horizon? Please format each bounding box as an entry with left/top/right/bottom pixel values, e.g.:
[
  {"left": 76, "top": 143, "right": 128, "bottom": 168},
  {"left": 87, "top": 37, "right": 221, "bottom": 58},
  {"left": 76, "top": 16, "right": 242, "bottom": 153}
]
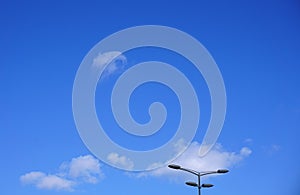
[
  {"left": 20, "top": 143, "right": 252, "bottom": 191},
  {"left": 20, "top": 155, "right": 103, "bottom": 191},
  {"left": 135, "top": 142, "right": 252, "bottom": 180}
]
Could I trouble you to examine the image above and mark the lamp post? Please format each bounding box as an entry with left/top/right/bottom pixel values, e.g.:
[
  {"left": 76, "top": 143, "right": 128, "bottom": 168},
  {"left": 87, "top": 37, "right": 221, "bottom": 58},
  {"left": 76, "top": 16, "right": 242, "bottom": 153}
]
[{"left": 168, "top": 164, "right": 229, "bottom": 195}]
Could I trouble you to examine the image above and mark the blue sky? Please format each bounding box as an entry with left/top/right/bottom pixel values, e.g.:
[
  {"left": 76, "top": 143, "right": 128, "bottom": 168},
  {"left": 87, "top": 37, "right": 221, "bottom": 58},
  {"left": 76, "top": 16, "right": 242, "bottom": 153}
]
[{"left": 1, "top": 0, "right": 300, "bottom": 194}]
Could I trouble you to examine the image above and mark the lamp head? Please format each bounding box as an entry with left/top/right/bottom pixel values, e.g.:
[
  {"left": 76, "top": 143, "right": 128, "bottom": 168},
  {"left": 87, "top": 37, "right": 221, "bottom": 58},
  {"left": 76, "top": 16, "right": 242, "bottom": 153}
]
[
  {"left": 217, "top": 169, "right": 229, "bottom": 173},
  {"left": 185, "top": 181, "right": 198, "bottom": 187},
  {"left": 201, "top": 184, "right": 214, "bottom": 188},
  {"left": 168, "top": 164, "right": 181, "bottom": 169}
]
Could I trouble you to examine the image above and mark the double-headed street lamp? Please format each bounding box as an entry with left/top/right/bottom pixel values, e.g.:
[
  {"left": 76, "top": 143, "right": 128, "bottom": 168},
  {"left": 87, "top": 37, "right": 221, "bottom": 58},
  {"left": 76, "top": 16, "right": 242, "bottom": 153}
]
[{"left": 168, "top": 164, "right": 229, "bottom": 195}]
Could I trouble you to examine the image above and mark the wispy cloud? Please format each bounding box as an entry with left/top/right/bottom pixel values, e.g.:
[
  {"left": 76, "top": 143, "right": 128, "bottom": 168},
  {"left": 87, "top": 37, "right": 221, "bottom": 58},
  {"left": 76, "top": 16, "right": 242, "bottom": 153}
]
[
  {"left": 20, "top": 155, "right": 103, "bottom": 191},
  {"left": 93, "top": 51, "right": 127, "bottom": 78},
  {"left": 263, "top": 144, "right": 281, "bottom": 156},
  {"left": 244, "top": 138, "right": 253, "bottom": 144},
  {"left": 136, "top": 142, "right": 252, "bottom": 180}
]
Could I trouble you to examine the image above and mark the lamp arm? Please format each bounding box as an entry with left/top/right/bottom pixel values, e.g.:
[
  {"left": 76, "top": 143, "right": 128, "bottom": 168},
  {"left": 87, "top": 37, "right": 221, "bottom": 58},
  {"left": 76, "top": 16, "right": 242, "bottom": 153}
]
[
  {"left": 180, "top": 167, "right": 200, "bottom": 176},
  {"left": 199, "top": 171, "right": 218, "bottom": 176}
]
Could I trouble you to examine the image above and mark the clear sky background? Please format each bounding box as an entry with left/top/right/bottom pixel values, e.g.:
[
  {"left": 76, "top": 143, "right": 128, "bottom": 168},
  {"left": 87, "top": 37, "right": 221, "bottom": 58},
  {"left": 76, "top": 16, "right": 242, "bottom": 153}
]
[{"left": 1, "top": 0, "right": 300, "bottom": 194}]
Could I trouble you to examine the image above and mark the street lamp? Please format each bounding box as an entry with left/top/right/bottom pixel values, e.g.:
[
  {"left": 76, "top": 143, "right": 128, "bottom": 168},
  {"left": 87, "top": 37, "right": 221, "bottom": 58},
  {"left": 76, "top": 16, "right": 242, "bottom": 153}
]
[{"left": 168, "top": 164, "right": 229, "bottom": 195}]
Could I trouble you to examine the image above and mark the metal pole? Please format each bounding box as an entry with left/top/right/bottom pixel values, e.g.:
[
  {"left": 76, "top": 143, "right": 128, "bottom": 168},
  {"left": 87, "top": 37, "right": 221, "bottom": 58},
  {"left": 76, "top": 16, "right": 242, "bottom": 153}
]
[{"left": 198, "top": 175, "right": 201, "bottom": 195}]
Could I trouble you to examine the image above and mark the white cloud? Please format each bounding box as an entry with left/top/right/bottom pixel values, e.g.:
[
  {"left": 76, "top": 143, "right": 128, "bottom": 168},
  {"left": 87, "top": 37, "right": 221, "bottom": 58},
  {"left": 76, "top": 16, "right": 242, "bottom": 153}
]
[
  {"left": 20, "top": 172, "right": 75, "bottom": 191},
  {"left": 93, "top": 51, "right": 127, "bottom": 77},
  {"left": 20, "top": 155, "right": 103, "bottom": 191},
  {"left": 62, "top": 155, "right": 103, "bottom": 184},
  {"left": 20, "top": 171, "right": 45, "bottom": 184},
  {"left": 36, "top": 175, "right": 74, "bottom": 191},
  {"left": 107, "top": 153, "right": 134, "bottom": 170},
  {"left": 137, "top": 142, "right": 252, "bottom": 180}
]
